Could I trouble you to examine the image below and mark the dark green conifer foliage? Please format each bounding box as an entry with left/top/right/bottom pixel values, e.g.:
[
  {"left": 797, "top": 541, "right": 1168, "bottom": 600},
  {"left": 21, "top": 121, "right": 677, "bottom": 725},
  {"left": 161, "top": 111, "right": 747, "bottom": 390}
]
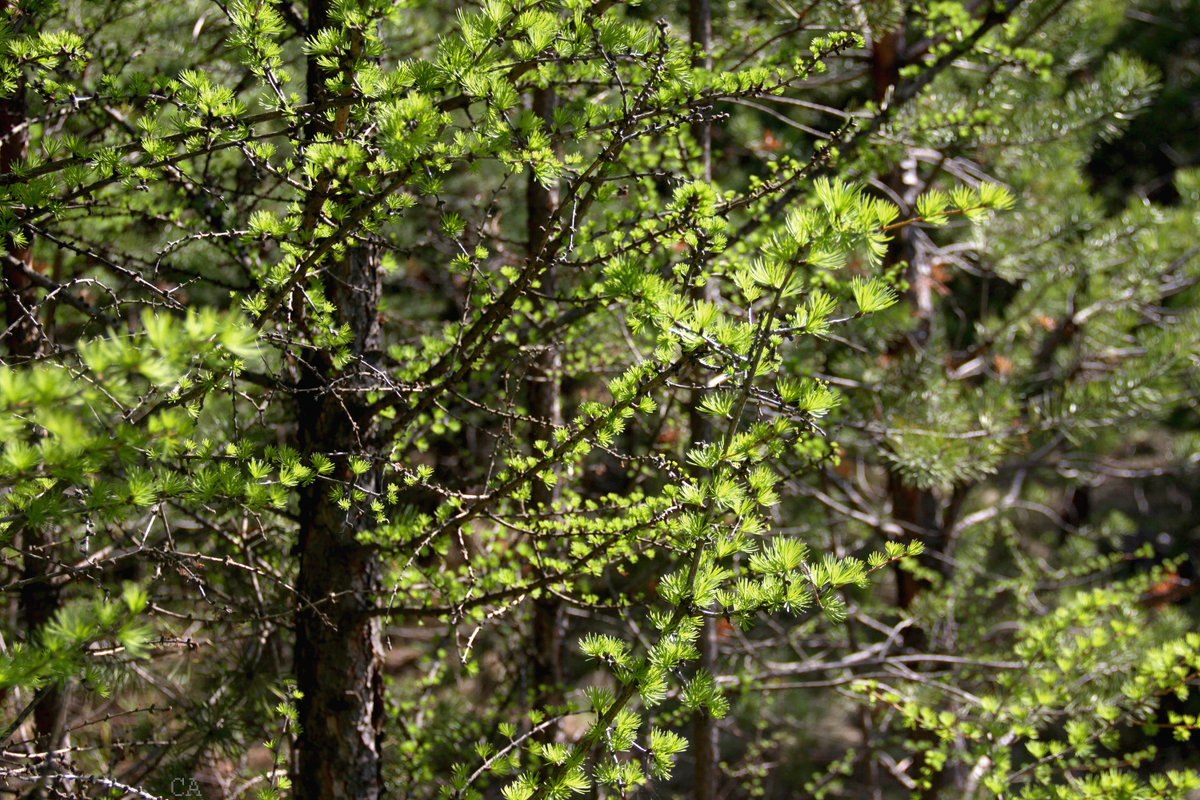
[{"left": 0, "top": 0, "right": 1197, "bottom": 799}]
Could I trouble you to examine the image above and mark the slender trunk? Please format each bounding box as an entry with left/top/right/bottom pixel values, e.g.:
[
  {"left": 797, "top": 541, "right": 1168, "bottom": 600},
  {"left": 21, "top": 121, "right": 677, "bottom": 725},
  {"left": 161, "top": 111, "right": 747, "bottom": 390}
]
[
  {"left": 888, "top": 475, "right": 937, "bottom": 612},
  {"left": 690, "top": 605, "right": 719, "bottom": 800},
  {"left": 688, "top": 3, "right": 718, "bottom": 797},
  {"left": 293, "top": 3, "right": 385, "bottom": 798},
  {"left": 526, "top": 86, "right": 565, "bottom": 732},
  {"left": 868, "top": 14, "right": 940, "bottom": 624}
]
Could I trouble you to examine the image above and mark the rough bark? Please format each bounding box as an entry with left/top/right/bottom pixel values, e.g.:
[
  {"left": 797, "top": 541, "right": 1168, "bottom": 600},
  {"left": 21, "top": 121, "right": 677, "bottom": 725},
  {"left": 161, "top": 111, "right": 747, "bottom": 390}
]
[
  {"left": 293, "top": 253, "right": 386, "bottom": 800},
  {"left": 292, "top": 2, "right": 385, "bottom": 798}
]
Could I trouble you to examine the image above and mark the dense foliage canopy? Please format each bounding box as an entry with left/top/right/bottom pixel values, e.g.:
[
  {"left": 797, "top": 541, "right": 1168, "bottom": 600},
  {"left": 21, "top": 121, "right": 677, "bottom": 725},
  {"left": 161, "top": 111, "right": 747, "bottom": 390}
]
[{"left": 1, "top": 0, "right": 1198, "bottom": 798}]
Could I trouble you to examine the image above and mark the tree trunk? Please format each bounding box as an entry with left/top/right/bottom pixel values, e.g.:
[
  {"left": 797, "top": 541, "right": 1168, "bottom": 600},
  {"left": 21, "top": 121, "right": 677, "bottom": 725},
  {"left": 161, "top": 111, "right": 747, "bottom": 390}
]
[
  {"left": 526, "top": 85, "right": 566, "bottom": 733},
  {"left": 688, "top": 3, "right": 718, "bottom": 796},
  {"left": 292, "top": 3, "right": 385, "bottom": 798},
  {"left": 1, "top": 4, "right": 66, "bottom": 778},
  {"left": 292, "top": 252, "right": 386, "bottom": 800},
  {"left": 0, "top": 36, "right": 38, "bottom": 357}
]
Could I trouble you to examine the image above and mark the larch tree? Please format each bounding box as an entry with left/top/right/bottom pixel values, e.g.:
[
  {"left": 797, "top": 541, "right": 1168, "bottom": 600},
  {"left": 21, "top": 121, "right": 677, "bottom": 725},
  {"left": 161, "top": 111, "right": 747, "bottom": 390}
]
[{"left": 0, "top": 0, "right": 1197, "bottom": 799}]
